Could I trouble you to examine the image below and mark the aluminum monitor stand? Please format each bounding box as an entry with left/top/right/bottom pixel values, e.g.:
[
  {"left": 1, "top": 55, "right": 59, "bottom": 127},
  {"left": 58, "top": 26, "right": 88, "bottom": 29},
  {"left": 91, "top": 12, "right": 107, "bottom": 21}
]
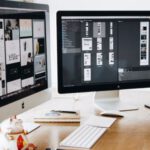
[{"left": 94, "top": 90, "right": 139, "bottom": 112}]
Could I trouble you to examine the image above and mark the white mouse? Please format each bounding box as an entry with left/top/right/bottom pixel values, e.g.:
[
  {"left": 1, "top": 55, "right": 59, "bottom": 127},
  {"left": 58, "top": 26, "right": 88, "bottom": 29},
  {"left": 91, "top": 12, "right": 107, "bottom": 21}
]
[{"left": 100, "top": 110, "right": 124, "bottom": 117}]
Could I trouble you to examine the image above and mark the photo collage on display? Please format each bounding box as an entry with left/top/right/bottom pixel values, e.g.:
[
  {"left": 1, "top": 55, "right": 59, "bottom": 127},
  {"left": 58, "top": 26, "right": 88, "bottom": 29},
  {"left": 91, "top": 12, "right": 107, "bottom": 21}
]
[
  {"left": 0, "top": 20, "right": 6, "bottom": 96},
  {"left": 20, "top": 19, "right": 34, "bottom": 88},
  {"left": 33, "top": 20, "right": 46, "bottom": 83},
  {"left": 5, "top": 19, "right": 21, "bottom": 94},
  {"left": 0, "top": 17, "right": 46, "bottom": 97}
]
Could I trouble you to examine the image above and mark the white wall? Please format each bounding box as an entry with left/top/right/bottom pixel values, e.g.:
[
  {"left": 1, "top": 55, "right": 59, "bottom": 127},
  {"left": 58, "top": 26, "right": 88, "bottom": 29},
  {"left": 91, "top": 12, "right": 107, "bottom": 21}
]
[{"left": 34, "top": 0, "right": 150, "bottom": 88}]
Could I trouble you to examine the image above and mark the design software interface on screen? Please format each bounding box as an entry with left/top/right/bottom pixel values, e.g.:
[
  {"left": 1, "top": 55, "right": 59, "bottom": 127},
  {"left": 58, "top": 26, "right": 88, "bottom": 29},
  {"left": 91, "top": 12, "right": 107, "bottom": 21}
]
[
  {"left": 0, "top": 12, "right": 48, "bottom": 106},
  {"left": 61, "top": 16, "right": 150, "bottom": 88}
]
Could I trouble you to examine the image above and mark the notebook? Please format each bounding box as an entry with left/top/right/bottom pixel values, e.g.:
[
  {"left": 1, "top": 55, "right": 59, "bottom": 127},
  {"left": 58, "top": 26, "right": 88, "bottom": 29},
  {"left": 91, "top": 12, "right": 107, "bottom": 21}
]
[
  {"left": 23, "top": 122, "right": 40, "bottom": 133},
  {"left": 85, "top": 115, "right": 116, "bottom": 128},
  {"left": 34, "top": 111, "right": 80, "bottom": 123}
]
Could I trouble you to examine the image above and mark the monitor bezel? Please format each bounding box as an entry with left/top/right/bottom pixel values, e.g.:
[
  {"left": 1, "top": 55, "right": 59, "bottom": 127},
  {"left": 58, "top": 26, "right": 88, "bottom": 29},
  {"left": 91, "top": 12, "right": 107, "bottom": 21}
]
[
  {"left": 0, "top": 1, "right": 49, "bottom": 12},
  {"left": 57, "top": 11, "right": 150, "bottom": 93}
]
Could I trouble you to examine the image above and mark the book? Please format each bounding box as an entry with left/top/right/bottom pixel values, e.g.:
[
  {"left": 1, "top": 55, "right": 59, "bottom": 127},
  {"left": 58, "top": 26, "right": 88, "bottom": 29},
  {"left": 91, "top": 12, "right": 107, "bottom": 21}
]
[{"left": 34, "top": 111, "right": 80, "bottom": 123}]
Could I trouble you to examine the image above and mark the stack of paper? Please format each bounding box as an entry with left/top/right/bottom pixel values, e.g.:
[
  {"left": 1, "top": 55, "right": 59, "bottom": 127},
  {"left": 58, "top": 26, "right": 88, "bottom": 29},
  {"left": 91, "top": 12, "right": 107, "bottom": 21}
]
[{"left": 34, "top": 111, "right": 80, "bottom": 123}]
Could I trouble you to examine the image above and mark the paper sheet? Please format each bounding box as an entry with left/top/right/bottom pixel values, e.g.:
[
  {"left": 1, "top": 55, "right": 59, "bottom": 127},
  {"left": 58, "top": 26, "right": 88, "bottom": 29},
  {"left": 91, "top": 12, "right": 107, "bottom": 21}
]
[
  {"left": 23, "top": 122, "right": 40, "bottom": 133},
  {"left": 86, "top": 115, "right": 116, "bottom": 128}
]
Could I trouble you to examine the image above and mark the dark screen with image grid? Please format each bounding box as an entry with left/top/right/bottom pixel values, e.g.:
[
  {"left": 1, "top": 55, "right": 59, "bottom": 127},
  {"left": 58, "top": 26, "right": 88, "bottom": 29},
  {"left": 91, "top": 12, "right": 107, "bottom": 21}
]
[{"left": 62, "top": 17, "right": 150, "bottom": 87}]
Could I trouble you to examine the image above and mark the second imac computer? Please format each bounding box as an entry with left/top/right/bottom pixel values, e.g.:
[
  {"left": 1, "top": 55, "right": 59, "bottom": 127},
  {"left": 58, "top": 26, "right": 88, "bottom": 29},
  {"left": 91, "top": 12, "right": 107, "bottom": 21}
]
[
  {"left": 0, "top": 1, "right": 50, "bottom": 121},
  {"left": 57, "top": 11, "right": 150, "bottom": 111}
]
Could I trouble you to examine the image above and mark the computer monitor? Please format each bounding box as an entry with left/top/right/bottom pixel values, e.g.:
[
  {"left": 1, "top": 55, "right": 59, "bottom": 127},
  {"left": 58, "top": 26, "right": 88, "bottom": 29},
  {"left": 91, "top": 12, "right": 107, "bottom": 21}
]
[
  {"left": 0, "top": 1, "right": 51, "bottom": 121},
  {"left": 57, "top": 11, "right": 150, "bottom": 110}
]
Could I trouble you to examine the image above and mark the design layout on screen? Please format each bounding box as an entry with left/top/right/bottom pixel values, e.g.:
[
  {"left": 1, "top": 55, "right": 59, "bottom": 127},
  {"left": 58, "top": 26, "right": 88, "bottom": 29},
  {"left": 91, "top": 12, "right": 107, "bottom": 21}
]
[
  {"left": 61, "top": 16, "right": 150, "bottom": 87},
  {"left": 0, "top": 17, "right": 47, "bottom": 104}
]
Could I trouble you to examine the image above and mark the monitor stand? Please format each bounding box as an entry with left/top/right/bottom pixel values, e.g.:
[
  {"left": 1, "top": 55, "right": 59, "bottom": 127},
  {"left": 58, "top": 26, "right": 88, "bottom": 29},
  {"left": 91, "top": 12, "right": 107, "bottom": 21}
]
[{"left": 94, "top": 90, "right": 139, "bottom": 112}]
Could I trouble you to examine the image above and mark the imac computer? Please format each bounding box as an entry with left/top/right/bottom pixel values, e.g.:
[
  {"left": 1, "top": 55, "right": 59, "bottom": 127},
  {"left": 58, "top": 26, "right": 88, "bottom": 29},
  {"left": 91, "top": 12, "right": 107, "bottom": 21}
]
[
  {"left": 57, "top": 11, "right": 150, "bottom": 111},
  {"left": 0, "top": 1, "right": 51, "bottom": 121}
]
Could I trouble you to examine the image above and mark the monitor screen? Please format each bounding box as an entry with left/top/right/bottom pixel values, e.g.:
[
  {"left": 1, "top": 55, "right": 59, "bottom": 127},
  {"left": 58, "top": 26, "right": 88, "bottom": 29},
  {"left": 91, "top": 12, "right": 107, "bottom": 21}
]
[
  {"left": 57, "top": 11, "right": 150, "bottom": 93},
  {"left": 0, "top": 11, "right": 48, "bottom": 107}
]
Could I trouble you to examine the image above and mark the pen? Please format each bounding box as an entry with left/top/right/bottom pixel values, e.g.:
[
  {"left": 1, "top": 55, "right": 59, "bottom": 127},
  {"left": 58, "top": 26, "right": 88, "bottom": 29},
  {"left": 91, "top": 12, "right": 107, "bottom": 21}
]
[
  {"left": 144, "top": 104, "right": 150, "bottom": 109},
  {"left": 51, "top": 110, "right": 77, "bottom": 114}
]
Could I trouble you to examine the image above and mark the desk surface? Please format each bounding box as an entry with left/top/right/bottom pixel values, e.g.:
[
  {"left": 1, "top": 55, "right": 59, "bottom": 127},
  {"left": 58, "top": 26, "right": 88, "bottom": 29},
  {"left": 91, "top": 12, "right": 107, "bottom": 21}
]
[{"left": 20, "top": 91, "right": 150, "bottom": 150}]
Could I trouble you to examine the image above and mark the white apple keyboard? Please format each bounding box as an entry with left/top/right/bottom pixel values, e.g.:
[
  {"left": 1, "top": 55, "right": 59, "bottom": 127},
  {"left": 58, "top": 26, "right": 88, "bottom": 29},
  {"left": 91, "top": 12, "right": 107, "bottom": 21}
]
[
  {"left": 59, "top": 124, "right": 106, "bottom": 149},
  {"left": 100, "top": 110, "right": 124, "bottom": 117}
]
